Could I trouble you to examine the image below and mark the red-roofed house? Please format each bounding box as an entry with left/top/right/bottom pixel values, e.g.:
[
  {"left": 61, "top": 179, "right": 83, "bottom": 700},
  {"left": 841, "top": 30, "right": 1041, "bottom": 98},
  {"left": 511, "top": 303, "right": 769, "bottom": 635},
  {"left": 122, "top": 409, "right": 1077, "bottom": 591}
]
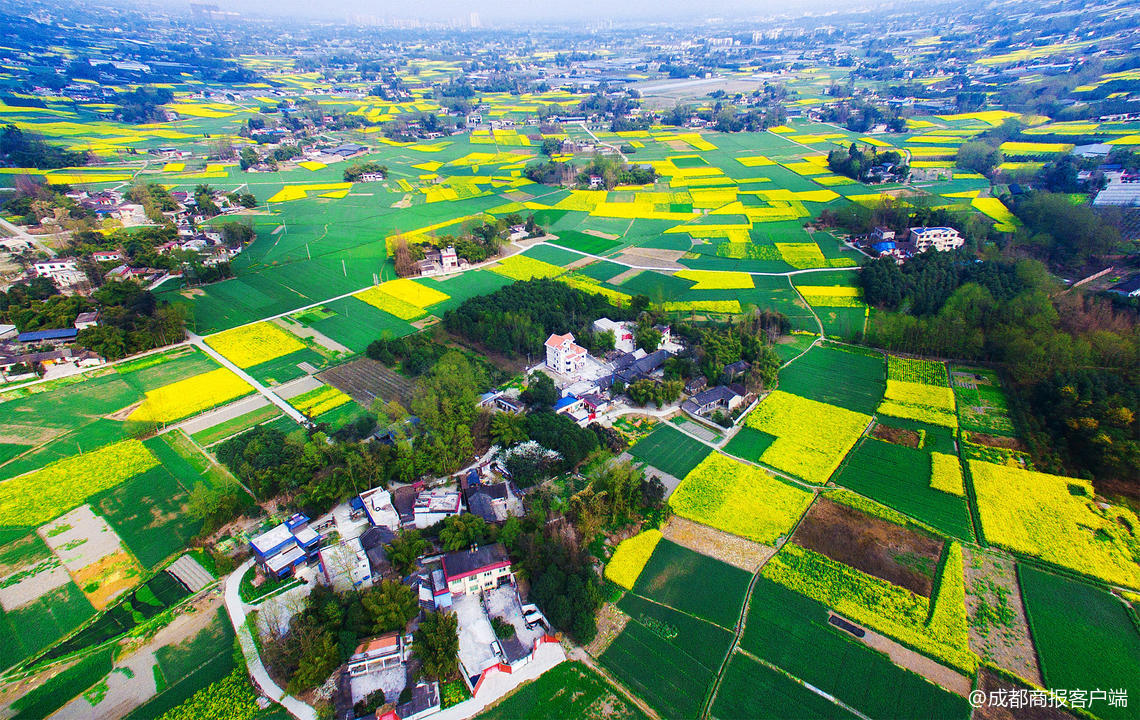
[
  {"left": 544, "top": 332, "right": 587, "bottom": 375},
  {"left": 442, "top": 543, "right": 513, "bottom": 596},
  {"left": 346, "top": 632, "right": 409, "bottom": 677}
]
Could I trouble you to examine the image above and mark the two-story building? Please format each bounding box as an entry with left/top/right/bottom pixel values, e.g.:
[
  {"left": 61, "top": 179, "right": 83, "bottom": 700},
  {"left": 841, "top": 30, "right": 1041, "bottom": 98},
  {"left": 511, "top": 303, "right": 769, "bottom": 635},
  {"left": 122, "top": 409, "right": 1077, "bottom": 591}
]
[
  {"left": 250, "top": 513, "right": 321, "bottom": 579},
  {"left": 346, "top": 632, "right": 411, "bottom": 677},
  {"left": 442, "top": 543, "right": 513, "bottom": 596}
]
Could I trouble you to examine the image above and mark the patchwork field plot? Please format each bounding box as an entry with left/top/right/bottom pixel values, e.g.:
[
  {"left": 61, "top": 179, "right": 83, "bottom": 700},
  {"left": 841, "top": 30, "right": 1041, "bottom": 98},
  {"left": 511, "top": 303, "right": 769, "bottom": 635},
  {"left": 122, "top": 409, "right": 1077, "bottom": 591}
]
[
  {"left": 950, "top": 367, "right": 1016, "bottom": 436},
  {"left": 205, "top": 322, "right": 306, "bottom": 368},
  {"left": 877, "top": 379, "right": 958, "bottom": 429},
  {"left": 605, "top": 529, "right": 662, "bottom": 590},
  {"left": 627, "top": 424, "right": 711, "bottom": 480},
  {"left": 599, "top": 608, "right": 723, "bottom": 720},
  {"left": 970, "top": 461, "right": 1140, "bottom": 587},
  {"left": 669, "top": 453, "right": 813, "bottom": 544},
  {"left": 481, "top": 661, "right": 648, "bottom": 720},
  {"left": 1019, "top": 565, "right": 1140, "bottom": 720},
  {"left": 293, "top": 296, "right": 417, "bottom": 352},
  {"left": 762, "top": 542, "right": 974, "bottom": 674},
  {"left": 739, "top": 390, "right": 871, "bottom": 485},
  {"left": 129, "top": 367, "right": 253, "bottom": 424},
  {"left": 712, "top": 653, "right": 859, "bottom": 720},
  {"left": 777, "top": 344, "right": 884, "bottom": 414},
  {"left": 317, "top": 357, "right": 415, "bottom": 408},
  {"left": 834, "top": 438, "right": 974, "bottom": 541},
  {"left": 0, "top": 439, "right": 158, "bottom": 529},
  {"left": 630, "top": 538, "right": 751, "bottom": 630},
  {"left": 792, "top": 497, "right": 944, "bottom": 597},
  {"left": 739, "top": 576, "right": 970, "bottom": 720}
]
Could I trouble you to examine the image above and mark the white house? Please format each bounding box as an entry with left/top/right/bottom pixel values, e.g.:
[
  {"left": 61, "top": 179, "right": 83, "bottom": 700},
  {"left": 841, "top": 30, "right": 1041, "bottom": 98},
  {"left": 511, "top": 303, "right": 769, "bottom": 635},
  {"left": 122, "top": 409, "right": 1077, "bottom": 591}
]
[
  {"left": 544, "top": 332, "right": 587, "bottom": 375},
  {"left": 359, "top": 487, "right": 401, "bottom": 529},
  {"left": 33, "top": 258, "right": 85, "bottom": 288},
  {"left": 412, "top": 488, "right": 462, "bottom": 529},
  {"left": 909, "top": 226, "right": 964, "bottom": 252},
  {"left": 592, "top": 318, "right": 634, "bottom": 353}
]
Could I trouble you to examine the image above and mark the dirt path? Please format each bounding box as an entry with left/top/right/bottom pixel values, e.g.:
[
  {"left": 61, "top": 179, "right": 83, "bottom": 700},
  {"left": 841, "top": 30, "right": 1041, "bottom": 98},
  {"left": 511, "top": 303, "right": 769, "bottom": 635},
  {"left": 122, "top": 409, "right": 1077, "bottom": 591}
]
[{"left": 840, "top": 613, "right": 972, "bottom": 697}]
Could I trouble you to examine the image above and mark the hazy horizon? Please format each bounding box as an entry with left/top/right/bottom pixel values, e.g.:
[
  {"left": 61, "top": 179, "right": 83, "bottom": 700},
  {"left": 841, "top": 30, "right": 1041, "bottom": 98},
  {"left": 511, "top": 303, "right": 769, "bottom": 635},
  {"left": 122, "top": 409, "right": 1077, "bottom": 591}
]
[{"left": 207, "top": 0, "right": 878, "bottom": 25}]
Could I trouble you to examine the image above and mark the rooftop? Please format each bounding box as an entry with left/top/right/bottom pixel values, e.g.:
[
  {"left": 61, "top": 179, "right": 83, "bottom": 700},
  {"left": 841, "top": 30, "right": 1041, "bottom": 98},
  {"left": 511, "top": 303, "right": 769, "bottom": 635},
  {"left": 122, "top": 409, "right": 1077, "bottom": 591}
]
[{"left": 443, "top": 543, "right": 510, "bottom": 582}]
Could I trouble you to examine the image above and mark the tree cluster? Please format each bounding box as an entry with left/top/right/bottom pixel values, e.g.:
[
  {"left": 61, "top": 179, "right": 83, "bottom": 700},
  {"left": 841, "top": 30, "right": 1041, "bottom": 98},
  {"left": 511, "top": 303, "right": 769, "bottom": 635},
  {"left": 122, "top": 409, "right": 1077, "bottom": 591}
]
[{"left": 442, "top": 279, "right": 635, "bottom": 359}]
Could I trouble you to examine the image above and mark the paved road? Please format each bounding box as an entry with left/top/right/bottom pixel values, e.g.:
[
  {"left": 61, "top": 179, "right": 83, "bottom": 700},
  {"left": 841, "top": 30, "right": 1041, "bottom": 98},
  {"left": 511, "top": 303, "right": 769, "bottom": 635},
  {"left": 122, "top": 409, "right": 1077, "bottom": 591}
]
[
  {"left": 224, "top": 559, "right": 317, "bottom": 720},
  {"left": 188, "top": 333, "right": 311, "bottom": 426},
  {"left": 0, "top": 216, "right": 58, "bottom": 257}
]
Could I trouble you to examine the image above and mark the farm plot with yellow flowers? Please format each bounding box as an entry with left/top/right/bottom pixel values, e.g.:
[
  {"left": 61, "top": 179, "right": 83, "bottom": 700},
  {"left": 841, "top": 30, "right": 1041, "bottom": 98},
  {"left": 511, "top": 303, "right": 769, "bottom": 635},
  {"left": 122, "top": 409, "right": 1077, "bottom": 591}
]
[
  {"left": 877, "top": 379, "right": 958, "bottom": 428},
  {"left": 970, "top": 461, "right": 1140, "bottom": 588},
  {"left": 669, "top": 453, "right": 814, "bottom": 544},
  {"left": 741, "top": 391, "right": 871, "bottom": 484},
  {"left": 0, "top": 440, "right": 158, "bottom": 527},
  {"left": 205, "top": 322, "right": 306, "bottom": 368},
  {"left": 605, "top": 529, "right": 663, "bottom": 590},
  {"left": 129, "top": 367, "right": 253, "bottom": 424}
]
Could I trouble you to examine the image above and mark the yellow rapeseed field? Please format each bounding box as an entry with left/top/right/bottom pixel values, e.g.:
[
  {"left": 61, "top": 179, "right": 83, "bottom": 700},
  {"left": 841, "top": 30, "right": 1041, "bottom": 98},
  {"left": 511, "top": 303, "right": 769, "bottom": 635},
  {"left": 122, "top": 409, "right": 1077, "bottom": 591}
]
[
  {"left": 205, "top": 322, "right": 306, "bottom": 368},
  {"left": 129, "top": 367, "right": 252, "bottom": 423}
]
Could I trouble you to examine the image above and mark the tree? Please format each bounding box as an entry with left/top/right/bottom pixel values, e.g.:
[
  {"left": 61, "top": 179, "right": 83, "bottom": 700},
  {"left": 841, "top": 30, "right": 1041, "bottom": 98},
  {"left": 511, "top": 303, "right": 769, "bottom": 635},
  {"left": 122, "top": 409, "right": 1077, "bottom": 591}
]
[
  {"left": 490, "top": 411, "right": 528, "bottom": 447},
  {"left": 521, "top": 372, "right": 558, "bottom": 409},
  {"left": 413, "top": 611, "right": 460, "bottom": 680},
  {"left": 287, "top": 630, "right": 339, "bottom": 693},
  {"left": 956, "top": 141, "right": 1002, "bottom": 176},
  {"left": 386, "top": 529, "right": 428, "bottom": 576},
  {"left": 411, "top": 351, "right": 484, "bottom": 474},
  {"left": 634, "top": 325, "right": 661, "bottom": 352},
  {"left": 439, "top": 513, "right": 490, "bottom": 551},
  {"left": 393, "top": 235, "right": 415, "bottom": 277},
  {"left": 362, "top": 580, "right": 419, "bottom": 634},
  {"left": 500, "top": 440, "right": 562, "bottom": 487}
]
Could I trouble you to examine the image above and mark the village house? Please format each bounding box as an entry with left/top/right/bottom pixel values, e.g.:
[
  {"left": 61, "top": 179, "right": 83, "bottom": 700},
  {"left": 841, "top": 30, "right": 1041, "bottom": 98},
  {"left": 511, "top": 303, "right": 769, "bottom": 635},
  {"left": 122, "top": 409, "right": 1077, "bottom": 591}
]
[
  {"left": 33, "top": 258, "right": 85, "bottom": 288},
  {"left": 544, "top": 332, "right": 588, "bottom": 375},
  {"left": 908, "top": 226, "right": 964, "bottom": 252},
  {"left": 249, "top": 513, "right": 321, "bottom": 579},
  {"left": 442, "top": 543, "right": 513, "bottom": 596}
]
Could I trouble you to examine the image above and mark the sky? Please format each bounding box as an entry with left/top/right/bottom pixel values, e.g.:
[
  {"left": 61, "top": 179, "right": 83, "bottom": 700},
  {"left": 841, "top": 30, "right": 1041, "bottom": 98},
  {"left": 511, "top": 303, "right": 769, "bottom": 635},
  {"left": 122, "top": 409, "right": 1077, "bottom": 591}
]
[{"left": 222, "top": 0, "right": 854, "bottom": 24}]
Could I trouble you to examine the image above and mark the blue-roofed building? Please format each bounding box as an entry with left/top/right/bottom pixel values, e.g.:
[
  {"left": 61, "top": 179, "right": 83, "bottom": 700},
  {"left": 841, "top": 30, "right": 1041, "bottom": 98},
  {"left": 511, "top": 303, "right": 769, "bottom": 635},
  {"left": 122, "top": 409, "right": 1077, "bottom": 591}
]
[
  {"left": 553, "top": 394, "right": 581, "bottom": 412},
  {"left": 872, "top": 241, "right": 896, "bottom": 254},
  {"left": 17, "top": 327, "right": 78, "bottom": 344},
  {"left": 250, "top": 513, "right": 321, "bottom": 579}
]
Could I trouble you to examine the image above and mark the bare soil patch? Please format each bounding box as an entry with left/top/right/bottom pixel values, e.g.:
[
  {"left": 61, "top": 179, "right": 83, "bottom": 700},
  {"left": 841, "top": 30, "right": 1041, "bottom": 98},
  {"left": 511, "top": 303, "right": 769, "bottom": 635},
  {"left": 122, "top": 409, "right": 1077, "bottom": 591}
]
[
  {"left": 608, "top": 268, "right": 643, "bottom": 285},
  {"left": 0, "top": 557, "right": 70, "bottom": 610},
  {"left": 615, "top": 247, "right": 686, "bottom": 268},
  {"left": 963, "top": 546, "right": 1042, "bottom": 686},
  {"left": 107, "top": 401, "right": 142, "bottom": 421},
  {"left": 585, "top": 603, "right": 629, "bottom": 657},
  {"left": 178, "top": 287, "right": 205, "bottom": 298},
  {"left": 968, "top": 433, "right": 1028, "bottom": 452},
  {"left": 661, "top": 516, "right": 775, "bottom": 572},
  {"left": 0, "top": 423, "right": 61, "bottom": 445},
  {"left": 584, "top": 229, "right": 620, "bottom": 240},
  {"left": 870, "top": 422, "right": 922, "bottom": 448},
  {"left": 973, "top": 667, "right": 1078, "bottom": 720},
  {"left": 792, "top": 497, "right": 943, "bottom": 597},
  {"left": 318, "top": 357, "right": 415, "bottom": 408}
]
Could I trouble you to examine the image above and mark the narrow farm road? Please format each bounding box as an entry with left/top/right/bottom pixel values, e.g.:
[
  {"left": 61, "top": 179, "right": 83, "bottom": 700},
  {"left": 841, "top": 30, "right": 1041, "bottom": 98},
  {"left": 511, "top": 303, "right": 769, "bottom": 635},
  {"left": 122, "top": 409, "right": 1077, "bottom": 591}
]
[
  {"left": 224, "top": 559, "right": 317, "bottom": 720},
  {"left": 187, "top": 333, "right": 312, "bottom": 426}
]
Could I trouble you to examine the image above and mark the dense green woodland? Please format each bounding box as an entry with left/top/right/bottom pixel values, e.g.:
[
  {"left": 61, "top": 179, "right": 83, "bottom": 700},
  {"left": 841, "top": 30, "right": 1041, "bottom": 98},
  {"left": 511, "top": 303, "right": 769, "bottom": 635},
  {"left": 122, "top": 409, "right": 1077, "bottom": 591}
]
[{"left": 858, "top": 252, "right": 1140, "bottom": 493}]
